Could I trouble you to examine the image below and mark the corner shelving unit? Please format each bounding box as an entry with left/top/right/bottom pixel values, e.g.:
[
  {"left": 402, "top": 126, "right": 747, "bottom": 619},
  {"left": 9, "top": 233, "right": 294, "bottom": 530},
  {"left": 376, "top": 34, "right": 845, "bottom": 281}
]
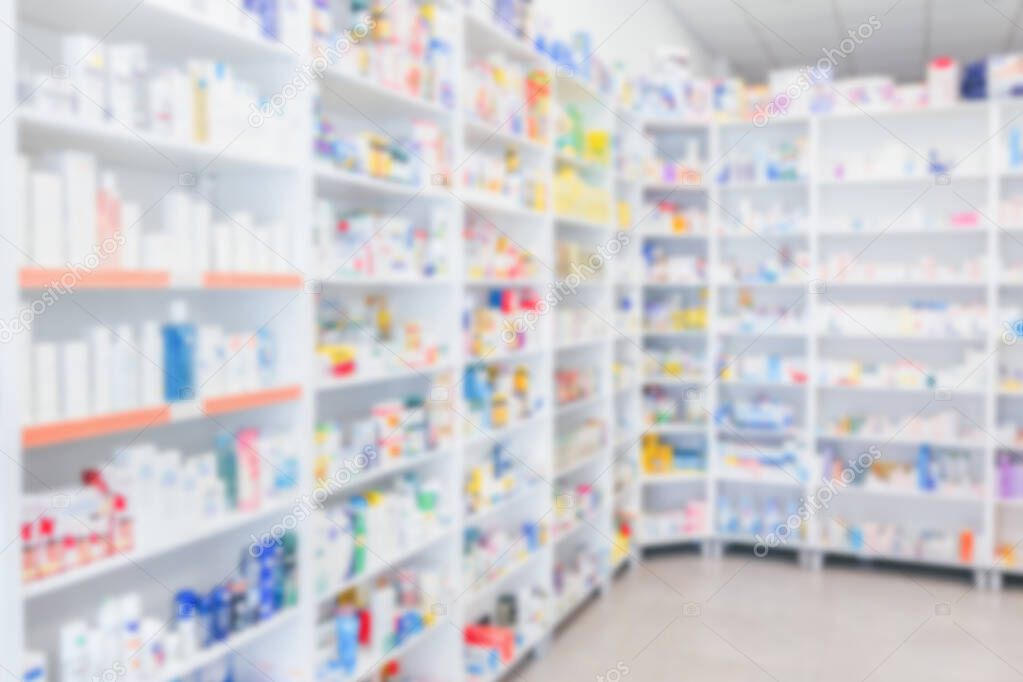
[{"left": 10, "top": 3, "right": 1023, "bottom": 682}]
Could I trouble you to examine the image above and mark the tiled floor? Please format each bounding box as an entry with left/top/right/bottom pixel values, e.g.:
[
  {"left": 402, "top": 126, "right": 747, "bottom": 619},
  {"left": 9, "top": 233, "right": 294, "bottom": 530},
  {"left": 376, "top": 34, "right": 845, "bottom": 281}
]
[{"left": 517, "top": 552, "right": 1023, "bottom": 681}]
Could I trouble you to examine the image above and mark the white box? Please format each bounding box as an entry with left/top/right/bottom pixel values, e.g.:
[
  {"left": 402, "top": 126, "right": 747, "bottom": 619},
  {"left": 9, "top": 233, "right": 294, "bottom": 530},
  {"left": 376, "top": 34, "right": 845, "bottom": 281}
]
[
  {"left": 61, "top": 341, "right": 91, "bottom": 419},
  {"left": 46, "top": 151, "right": 97, "bottom": 266},
  {"left": 32, "top": 343, "right": 60, "bottom": 423},
  {"left": 30, "top": 171, "right": 65, "bottom": 266},
  {"left": 89, "top": 326, "right": 112, "bottom": 415}
]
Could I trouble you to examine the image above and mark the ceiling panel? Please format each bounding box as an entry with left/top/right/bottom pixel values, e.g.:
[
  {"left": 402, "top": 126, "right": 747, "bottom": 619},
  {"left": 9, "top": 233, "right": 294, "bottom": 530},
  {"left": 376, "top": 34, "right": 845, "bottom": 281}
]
[{"left": 673, "top": 0, "right": 1022, "bottom": 83}]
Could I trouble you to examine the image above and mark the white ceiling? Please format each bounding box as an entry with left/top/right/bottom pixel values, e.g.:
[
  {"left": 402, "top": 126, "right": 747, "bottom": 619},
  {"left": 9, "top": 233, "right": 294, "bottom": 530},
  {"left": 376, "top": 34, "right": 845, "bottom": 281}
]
[{"left": 671, "top": 0, "right": 1023, "bottom": 83}]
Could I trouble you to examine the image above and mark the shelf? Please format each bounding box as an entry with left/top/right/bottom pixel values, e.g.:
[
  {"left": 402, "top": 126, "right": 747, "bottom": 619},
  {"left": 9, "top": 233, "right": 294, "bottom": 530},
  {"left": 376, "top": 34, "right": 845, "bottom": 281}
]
[
  {"left": 203, "top": 385, "right": 303, "bottom": 416},
  {"left": 333, "top": 623, "right": 447, "bottom": 682},
  {"left": 644, "top": 375, "right": 707, "bottom": 385},
  {"left": 318, "top": 363, "right": 453, "bottom": 392},
  {"left": 818, "top": 228, "right": 985, "bottom": 239},
  {"left": 639, "top": 471, "right": 706, "bottom": 485},
  {"left": 840, "top": 486, "right": 983, "bottom": 503},
  {"left": 719, "top": 380, "right": 806, "bottom": 391},
  {"left": 554, "top": 215, "right": 612, "bottom": 232},
  {"left": 465, "top": 484, "right": 544, "bottom": 525},
  {"left": 464, "top": 10, "right": 543, "bottom": 63},
  {"left": 466, "top": 345, "right": 547, "bottom": 365},
  {"left": 466, "top": 278, "right": 547, "bottom": 288},
  {"left": 556, "top": 393, "right": 607, "bottom": 416},
  {"left": 201, "top": 272, "right": 305, "bottom": 290},
  {"left": 649, "top": 423, "right": 708, "bottom": 436},
  {"left": 643, "top": 281, "right": 707, "bottom": 289},
  {"left": 637, "top": 533, "right": 706, "bottom": 549},
  {"left": 19, "top": 270, "right": 303, "bottom": 291},
  {"left": 555, "top": 336, "right": 610, "bottom": 352},
  {"left": 815, "top": 545, "right": 973, "bottom": 570},
  {"left": 319, "top": 526, "right": 455, "bottom": 601},
  {"left": 817, "top": 432, "right": 986, "bottom": 450},
  {"left": 716, "top": 426, "right": 801, "bottom": 441},
  {"left": 472, "top": 629, "right": 546, "bottom": 682},
  {"left": 718, "top": 179, "right": 808, "bottom": 191},
  {"left": 320, "top": 276, "right": 453, "bottom": 288},
  {"left": 22, "top": 385, "right": 302, "bottom": 448},
  {"left": 323, "top": 67, "right": 451, "bottom": 118},
  {"left": 554, "top": 519, "right": 592, "bottom": 545},
  {"left": 157, "top": 609, "right": 300, "bottom": 682},
  {"left": 464, "top": 410, "right": 550, "bottom": 448},
  {"left": 554, "top": 585, "right": 600, "bottom": 628},
  {"left": 22, "top": 498, "right": 296, "bottom": 599},
  {"left": 464, "top": 118, "right": 550, "bottom": 153},
  {"left": 640, "top": 231, "right": 709, "bottom": 241},
  {"left": 23, "top": 406, "right": 168, "bottom": 448},
  {"left": 818, "top": 384, "right": 983, "bottom": 399},
  {"left": 314, "top": 162, "right": 448, "bottom": 199},
  {"left": 643, "top": 181, "right": 707, "bottom": 193},
  {"left": 554, "top": 151, "right": 611, "bottom": 174},
  {"left": 715, "top": 471, "right": 801, "bottom": 488},
  {"left": 329, "top": 447, "right": 454, "bottom": 496},
  {"left": 19, "top": 269, "right": 171, "bottom": 290},
  {"left": 19, "top": 110, "right": 296, "bottom": 172},
  {"left": 825, "top": 280, "right": 984, "bottom": 290},
  {"left": 555, "top": 448, "right": 606, "bottom": 478},
  {"left": 642, "top": 117, "right": 711, "bottom": 132},
  {"left": 719, "top": 281, "right": 805, "bottom": 290},
  {"left": 19, "top": 0, "right": 296, "bottom": 62},
  {"left": 642, "top": 330, "right": 707, "bottom": 339},
  {"left": 457, "top": 189, "right": 548, "bottom": 219},
  {"left": 466, "top": 546, "right": 548, "bottom": 605},
  {"left": 818, "top": 173, "right": 988, "bottom": 187}
]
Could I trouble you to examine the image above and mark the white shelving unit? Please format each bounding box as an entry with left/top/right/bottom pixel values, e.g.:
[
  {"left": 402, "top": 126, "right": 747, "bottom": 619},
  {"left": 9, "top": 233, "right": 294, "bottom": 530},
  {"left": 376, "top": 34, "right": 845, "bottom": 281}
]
[
  {"left": 629, "top": 104, "right": 1023, "bottom": 586},
  {"left": 9, "top": 2, "right": 1023, "bottom": 681}
]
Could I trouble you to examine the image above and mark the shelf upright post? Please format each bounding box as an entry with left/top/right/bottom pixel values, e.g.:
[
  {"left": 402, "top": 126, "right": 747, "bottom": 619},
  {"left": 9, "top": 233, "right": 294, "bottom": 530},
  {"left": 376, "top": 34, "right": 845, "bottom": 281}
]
[
  {"left": 805, "top": 114, "right": 822, "bottom": 570},
  {"left": 706, "top": 119, "right": 721, "bottom": 558},
  {"left": 985, "top": 100, "right": 1001, "bottom": 590},
  {"left": 1, "top": 0, "right": 24, "bottom": 673}
]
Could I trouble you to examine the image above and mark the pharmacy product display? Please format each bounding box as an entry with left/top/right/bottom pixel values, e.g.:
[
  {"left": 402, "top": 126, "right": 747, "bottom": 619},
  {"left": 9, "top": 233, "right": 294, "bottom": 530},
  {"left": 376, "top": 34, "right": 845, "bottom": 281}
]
[
  {"left": 22, "top": 428, "right": 298, "bottom": 587},
  {"left": 19, "top": 41, "right": 294, "bottom": 155},
  {"left": 314, "top": 390, "right": 454, "bottom": 487},
  {"left": 464, "top": 55, "right": 550, "bottom": 144},
  {"left": 318, "top": 567, "right": 452, "bottom": 680},
  {"left": 314, "top": 202, "right": 449, "bottom": 281},
  {"left": 18, "top": 156, "right": 293, "bottom": 272},
  {"left": 463, "top": 363, "right": 544, "bottom": 432},
  {"left": 464, "top": 287, "right": 544, "bottom": 359},
  {"left": 464, "top": 521, "right": 547, "bottom": 592},
  {"left": 314, "top": 473, "right": 450, "bottom": 597},
  {"left": 47, "top": 535, "right": 297, "bottom": 682},
  {"left": 316, "top": 292, "right": 449, "bottom": 382},
  {"left": 463, "top": 587, "right": 550, "bottom": 681},
  {"left": 25, "top": 4, "right": 1023, "bottom": 680},
  {"left": 315, "top": 116, "right": 449, "bottom": 188},
  {"left": 313, "top": 0, "right": 457, "bottom": 110},
  {"left": 465, "top": 443, "right": 540, "bottom": 518},
  {"left": 465, "top": 219, "right": 540, "bottom": 282},
  {"left": 24, "top": 304, "right": 283, "bottom": 425}
]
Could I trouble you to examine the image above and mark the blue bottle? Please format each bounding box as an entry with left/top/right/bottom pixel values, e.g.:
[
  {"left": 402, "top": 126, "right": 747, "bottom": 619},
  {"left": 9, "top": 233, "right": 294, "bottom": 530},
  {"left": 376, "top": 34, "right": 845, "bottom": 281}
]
[
  {"left": 163, "top": 300, "right": 196, "bottom": 402},
  {"left": 336, "top": 611, "right": 360, "bottom": 675},
  {"left": 918, "top": 444, "right": 935, "bottom": 492}
]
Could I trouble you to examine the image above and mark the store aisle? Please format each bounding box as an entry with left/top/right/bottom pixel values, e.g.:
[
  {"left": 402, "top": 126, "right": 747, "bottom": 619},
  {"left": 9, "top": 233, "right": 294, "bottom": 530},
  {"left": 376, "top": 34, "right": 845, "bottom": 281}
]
[{"left": 519, "top": 554, "right": 1023, "bottom": 682}]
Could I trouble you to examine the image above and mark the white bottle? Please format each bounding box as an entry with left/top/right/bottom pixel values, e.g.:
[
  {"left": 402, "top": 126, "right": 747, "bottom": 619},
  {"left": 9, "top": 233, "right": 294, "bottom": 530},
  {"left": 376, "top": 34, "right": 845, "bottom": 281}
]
[{"left": 59, "top": 621, "right": 90, "bottom": 682}]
